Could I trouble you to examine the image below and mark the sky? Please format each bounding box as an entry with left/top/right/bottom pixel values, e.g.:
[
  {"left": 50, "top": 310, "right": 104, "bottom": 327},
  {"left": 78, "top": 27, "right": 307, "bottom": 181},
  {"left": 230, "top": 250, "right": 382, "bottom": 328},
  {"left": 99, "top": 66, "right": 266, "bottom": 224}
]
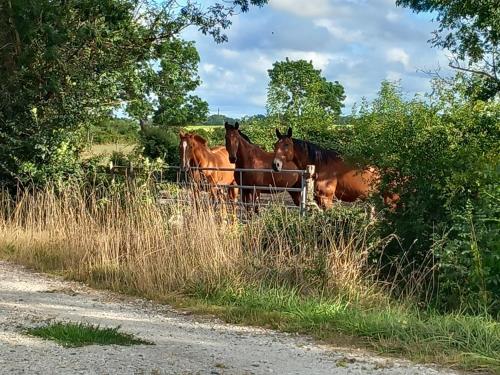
[{"left": 183, "top": 0, "right": 452, "bottom": 118}]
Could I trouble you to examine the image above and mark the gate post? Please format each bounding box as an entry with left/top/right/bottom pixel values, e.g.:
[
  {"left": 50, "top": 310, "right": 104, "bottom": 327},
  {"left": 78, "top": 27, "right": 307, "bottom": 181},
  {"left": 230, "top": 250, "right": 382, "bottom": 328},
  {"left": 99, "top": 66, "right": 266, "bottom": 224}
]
[
  {"left": 109, "top": 161, "right": 115, "bottom": 183},
  {"left": 305, "top": 165, "right": 316, "bottom": 210}
]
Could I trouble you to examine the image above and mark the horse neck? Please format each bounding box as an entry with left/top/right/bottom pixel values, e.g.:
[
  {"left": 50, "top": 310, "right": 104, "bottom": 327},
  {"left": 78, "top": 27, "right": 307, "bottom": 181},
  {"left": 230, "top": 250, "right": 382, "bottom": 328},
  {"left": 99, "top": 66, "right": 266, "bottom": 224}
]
[
  {"left": 191, "top": 142, "right": 213, "bottom": 168},
  {"left": 236, "top": 135, "right": 266, "bottom": 166},
  {"left": 293, "top": 140, "right": 339, "bottom": 172},
  {"left": 292, "top": 142, "right": 310, "bottom": 170}
]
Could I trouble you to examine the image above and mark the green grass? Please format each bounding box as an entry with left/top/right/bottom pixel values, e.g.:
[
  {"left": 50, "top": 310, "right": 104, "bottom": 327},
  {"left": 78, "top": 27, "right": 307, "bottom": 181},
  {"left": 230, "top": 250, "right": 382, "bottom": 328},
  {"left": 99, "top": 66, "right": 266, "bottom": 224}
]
[
  {"left": 188, "top": 286, "right": 500, "bottom": 373},
  {"left": 185, "top": 124, "right": 223, "bottom": 131},
  {"left": 25, "top": 322, "right": 153, "bottom": 347},
  {"left": 81, "top": 143, "right": 136, "bottom": 161}
]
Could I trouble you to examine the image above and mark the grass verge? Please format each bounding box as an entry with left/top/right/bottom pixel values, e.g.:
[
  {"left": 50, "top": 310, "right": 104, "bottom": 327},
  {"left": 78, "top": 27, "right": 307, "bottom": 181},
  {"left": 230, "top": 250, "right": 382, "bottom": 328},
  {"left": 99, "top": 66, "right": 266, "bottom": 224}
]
[
  {"left": 185, "top": 286, "right": 500, "bottom": 373},
  {"left": 1, "top": 185, "right": 498, "bottom": 373},
  {"left": 25, "top": 322, "right": 152, "bottom": 347}
]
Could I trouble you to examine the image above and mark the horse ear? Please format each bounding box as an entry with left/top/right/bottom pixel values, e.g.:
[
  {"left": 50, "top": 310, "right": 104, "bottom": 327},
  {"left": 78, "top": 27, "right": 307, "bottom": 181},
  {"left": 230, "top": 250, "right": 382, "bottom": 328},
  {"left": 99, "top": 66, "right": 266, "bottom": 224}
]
[
  {"left": 276, "top": 128, "right": 282, "bottom": 139},
  {"left": 224, "top": 121, "right": 231, "bottom": 130},
  {"left": 179, "top": 130, "right": 186, "bottom": 138},
  {"left": 287, "top": 127, "right": 292, "bottom": 138},
  {"left": 234, "top": 122, "right": 240, "bottom": 130}
]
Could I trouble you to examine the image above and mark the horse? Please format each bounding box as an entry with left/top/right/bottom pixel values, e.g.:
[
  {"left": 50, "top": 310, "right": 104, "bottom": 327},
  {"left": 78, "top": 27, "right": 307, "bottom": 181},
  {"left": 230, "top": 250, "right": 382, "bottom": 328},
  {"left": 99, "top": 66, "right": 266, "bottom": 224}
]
[
  {"left": 224, "top": 122, "right": 301, "bottom": 211},
  {"left": 271, "top": 127, "right": 399, "bottom": 210},
  {"left": 179, "top": 131, "right": 238, "bottom": 202}
]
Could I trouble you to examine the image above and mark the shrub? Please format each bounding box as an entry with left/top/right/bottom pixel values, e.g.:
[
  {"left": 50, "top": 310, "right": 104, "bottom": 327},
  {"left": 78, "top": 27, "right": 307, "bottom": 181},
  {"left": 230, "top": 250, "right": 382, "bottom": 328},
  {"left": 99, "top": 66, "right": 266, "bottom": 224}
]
[
  {"left": 347, "top": 77, "right": 500, "bottom": 314},
  {"left": 89, "top": 117, "right": 139, "bottom": 144},
  {"left": 139, "top": 126, "right": 180, "bottom": 166}
]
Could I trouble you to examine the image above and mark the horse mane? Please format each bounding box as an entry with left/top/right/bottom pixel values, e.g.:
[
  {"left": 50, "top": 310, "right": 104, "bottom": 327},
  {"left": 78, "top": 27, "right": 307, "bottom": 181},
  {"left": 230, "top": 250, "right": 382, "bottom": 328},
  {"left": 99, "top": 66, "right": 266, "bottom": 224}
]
[
  {"left": 238, "top": 130, "right": 253, "bottom": 144},
  {"left": 192, "top": 134, "right": 208, "bottom": 145},
  {"left": 292, "top": 138, "right": 341, "bottom": 163}
]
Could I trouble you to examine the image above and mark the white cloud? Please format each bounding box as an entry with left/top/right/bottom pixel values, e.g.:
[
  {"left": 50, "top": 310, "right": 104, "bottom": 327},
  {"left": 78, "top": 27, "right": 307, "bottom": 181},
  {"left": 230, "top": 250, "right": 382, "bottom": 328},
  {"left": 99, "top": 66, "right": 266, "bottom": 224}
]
[
  {"left": 184, "top": 0, "right": 452, "bottom": 117},
  {"left": 219, "top": 49, "right": 240, "bottom": 59},
  {"left": 270, "top": 0, "right": 333, "bottom": 17},
  {"left": 386, "top": 48, "right": 411, "bottom": 69},
  {"left": 280, "top": 50, "right": 335, "bottom": 70},
  {"left": 314, "top": 19, "right": 363, "bottom": 42},
  {"left": 201, "top": 63, "right": 216, "bottom": 74},
  {"left": 385, "top": 11, "right": 401, "bottom": 22},
  {"left": 244, "top": 54, "right": 274, "bottom": 73}
]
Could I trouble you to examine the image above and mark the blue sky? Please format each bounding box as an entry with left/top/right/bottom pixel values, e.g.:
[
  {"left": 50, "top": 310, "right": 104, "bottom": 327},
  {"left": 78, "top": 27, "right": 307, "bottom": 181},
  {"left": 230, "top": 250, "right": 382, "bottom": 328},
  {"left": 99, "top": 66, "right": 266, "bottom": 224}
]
[{"left": 183, "top": 0, "right": 451, "bottom": 118}]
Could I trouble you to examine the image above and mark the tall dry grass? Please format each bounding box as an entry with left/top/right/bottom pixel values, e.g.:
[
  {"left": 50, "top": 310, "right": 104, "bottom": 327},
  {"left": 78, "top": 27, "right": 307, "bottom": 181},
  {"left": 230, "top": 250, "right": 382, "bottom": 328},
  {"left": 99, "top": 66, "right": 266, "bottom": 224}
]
[
  {"left": 2, "top": 185, "right": 499, "bottom": 372},
  {"left": 0, "top": 184, "right": 382, "bottom": 303}
]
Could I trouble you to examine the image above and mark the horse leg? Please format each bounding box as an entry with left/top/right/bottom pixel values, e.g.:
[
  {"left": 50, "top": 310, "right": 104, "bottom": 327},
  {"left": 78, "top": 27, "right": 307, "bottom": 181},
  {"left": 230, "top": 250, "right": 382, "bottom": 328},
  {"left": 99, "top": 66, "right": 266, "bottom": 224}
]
[
  {"left": 253, "top": 191, "right": 260, "bottom": 214},
  {"left": 315, "top": 179, "right": 337, "bottom": 210},
  {"left": 289, "top": 191, "right": 301, "bottom": 207},
  {"left": 228, "top": 181, "right": 238, "bottom": 202},
  {"left": 225, "top": 183, "right": 238, "bottom": 217},
  {"left": 383, "top": 192, "right": 400, "bottom": 211}
]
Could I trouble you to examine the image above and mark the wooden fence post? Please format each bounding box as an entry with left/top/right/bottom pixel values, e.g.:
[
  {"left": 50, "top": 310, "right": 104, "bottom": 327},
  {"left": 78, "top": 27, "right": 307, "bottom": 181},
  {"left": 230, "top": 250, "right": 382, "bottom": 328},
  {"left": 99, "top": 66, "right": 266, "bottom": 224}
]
[
  {"left": 305, "top": 164, "right": 317, "bottom": 210},
  {"left": 109, "top": 161, "right": 115, "bottom": 183},
  {"left": 128, "top": 161, "right": 134, "bottom": 181}
]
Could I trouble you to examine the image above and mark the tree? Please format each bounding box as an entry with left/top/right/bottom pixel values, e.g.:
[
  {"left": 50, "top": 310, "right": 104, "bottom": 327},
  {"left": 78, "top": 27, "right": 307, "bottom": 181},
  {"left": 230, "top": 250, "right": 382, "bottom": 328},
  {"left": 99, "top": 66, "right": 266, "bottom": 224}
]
[
  {"left": 396, "top": 0, "right": 499, "bottom": 97},
  {"left": 266, "top": 59, "right": 345, "bottom": 123},
  {"left": 0, "top": 0, "right": 267, "bottom": 187},
  {"left": 127, "top": 39, "right": 209, "bottom": 126}
]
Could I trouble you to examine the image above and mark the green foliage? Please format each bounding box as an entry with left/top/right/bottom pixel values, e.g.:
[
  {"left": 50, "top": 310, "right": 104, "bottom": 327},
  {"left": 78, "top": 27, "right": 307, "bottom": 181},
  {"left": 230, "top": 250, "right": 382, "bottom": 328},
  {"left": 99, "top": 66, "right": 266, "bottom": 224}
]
[
  {"left": 348, "top": 77, "right": 500, "bottom": 314},
  {"left": 26, "top": 322, "right": 152, "bottom": 347},
  {"left": 89, "top": 117, "right": 139, "bottom": 144},
  {"left": 0, "top": 0, "right": 267, "bottom": 188},
  {"left": 204, "top": 114, "right": 239, "bottom": 125},
  {"left": 396, "top": 0, "right": 499, "bottom": 96},
  {"left": 130, "top": 39, "right": 209, "bottom": 126},
  {"left": 139, "top": 126, "right": 180, "bottom": 166},
  {"left": 252, "top": 205, "right": 373, "bottom": 256},
  {"left": 267, "top": 58, "right": 345, "bottom": 133}
]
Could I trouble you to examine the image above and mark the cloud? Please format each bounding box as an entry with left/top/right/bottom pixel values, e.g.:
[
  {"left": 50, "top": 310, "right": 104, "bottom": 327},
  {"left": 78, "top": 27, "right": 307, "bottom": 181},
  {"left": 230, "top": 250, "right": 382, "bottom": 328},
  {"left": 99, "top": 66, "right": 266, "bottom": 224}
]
[
  {"left": 270, "top": 0, "right": 333, "bottom": 17},
  {"left": 386, "top": 48, "right": 411, "bottom": 70},
  {"left": 314, "top": 19, "right": 363, "bottom": 42},
  {"left": 280, "top": 50, "right": 336, "bottom": 71},
  {"left": 182, "top": 0, "right": 451, "bottom": 117},
  {"left": 201, "top": 63, "right": 216, "bottom": 74},
  {"left": 385, "top": 11, "right": 401, "bottom": 22}
]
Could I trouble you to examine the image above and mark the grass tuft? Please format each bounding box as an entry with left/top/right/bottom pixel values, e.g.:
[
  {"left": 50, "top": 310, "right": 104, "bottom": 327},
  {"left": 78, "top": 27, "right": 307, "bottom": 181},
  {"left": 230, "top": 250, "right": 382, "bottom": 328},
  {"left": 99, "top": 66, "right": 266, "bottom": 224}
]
[{"left": 25, "top": 322, "right": 153, "bottom": 347}]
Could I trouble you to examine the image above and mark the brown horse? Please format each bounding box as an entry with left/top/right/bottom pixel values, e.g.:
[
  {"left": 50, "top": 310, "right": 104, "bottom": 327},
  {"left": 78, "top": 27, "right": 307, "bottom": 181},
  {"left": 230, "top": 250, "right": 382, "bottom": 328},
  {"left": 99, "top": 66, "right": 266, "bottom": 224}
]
[
  {"left": 224, "top": 122, "right": 301, "bottom": 210},
  {"left": 272, "top": 127, "right": 399, "bottom": 209},
  {"left": 179, "top": 131, "right": 237, "bottom": 201}
]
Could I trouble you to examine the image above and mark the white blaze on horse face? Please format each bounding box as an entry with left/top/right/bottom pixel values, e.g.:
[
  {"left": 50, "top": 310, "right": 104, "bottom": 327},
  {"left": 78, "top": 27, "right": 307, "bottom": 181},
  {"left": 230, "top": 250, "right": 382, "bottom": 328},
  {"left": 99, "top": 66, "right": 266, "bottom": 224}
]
[{"left": 182, "top": 140, "right": 188, "bottom": 168}]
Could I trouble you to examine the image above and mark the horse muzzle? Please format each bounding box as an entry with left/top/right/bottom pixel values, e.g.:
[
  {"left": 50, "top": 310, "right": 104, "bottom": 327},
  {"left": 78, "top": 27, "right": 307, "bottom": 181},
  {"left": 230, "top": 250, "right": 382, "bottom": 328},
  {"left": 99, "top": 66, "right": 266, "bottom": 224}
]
[
  {"left": 229, "top": 156, "right": 237, "bottom": 163},
  {"left": 272, "top": 158, "right": 283, "bottom": 172}
]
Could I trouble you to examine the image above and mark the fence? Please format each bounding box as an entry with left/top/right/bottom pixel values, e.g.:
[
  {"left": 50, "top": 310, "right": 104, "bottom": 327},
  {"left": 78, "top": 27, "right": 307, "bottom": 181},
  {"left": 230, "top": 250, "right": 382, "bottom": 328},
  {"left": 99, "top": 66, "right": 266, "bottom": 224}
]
[{"left": 108, "top": 162, "right": 316, "bottom": 217}]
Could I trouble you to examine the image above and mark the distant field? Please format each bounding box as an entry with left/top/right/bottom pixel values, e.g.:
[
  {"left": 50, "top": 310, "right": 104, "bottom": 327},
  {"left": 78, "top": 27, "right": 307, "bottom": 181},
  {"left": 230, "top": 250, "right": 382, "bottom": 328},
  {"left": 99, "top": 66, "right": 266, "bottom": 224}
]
[
  {"left": 81, "top": 143, "right": 136, "bottom": 161},
  {"left": 185, "top": 125, "right": 223, "bottom": 132}
]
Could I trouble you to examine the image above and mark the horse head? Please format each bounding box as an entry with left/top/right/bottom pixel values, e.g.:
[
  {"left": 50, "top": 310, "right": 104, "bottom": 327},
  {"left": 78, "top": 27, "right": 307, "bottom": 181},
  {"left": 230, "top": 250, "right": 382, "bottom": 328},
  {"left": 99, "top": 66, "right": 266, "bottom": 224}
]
[
  {"left": 179, "top": 131, "right": 194, "bottom": 170},
  {"left": 272, "top": 127, "right": 294, "bottom": 172},
  {"left": 224, "top": 121, "right": 240, "bottom": 163}
]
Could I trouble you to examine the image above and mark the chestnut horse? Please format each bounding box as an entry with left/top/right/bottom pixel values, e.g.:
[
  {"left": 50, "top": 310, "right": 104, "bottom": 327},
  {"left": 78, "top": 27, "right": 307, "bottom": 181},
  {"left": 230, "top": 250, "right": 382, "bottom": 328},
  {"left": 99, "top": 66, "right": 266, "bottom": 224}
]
[
  {"left": 224, "top": 122, "right": 301, "bottom": 210},
  {"left": 179, "top": 131, "right": 237, "bottom": 201},
  {"left": 272, "top": 127, "right": 399, "bottom": 209}
]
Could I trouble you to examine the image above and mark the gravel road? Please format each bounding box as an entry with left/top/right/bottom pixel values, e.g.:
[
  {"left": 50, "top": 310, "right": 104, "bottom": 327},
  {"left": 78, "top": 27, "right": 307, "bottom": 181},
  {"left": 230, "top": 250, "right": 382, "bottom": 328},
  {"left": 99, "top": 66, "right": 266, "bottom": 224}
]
[{"left": 0, "top": 260, "right": 460, "bottom": 375}]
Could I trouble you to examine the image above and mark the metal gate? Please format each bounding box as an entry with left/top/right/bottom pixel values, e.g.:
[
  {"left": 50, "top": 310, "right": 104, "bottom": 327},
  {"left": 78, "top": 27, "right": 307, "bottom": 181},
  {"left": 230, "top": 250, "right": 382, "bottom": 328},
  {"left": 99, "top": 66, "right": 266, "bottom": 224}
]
[{"left": 156, "top": 165, "right": 316, "bottom": 217}]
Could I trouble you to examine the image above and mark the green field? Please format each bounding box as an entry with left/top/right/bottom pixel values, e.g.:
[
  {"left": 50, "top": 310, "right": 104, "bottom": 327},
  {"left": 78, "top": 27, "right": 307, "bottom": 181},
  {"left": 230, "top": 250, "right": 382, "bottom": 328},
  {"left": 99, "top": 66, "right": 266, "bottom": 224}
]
[
  {"left": 185, "top": 124, "right": 224, "bottom": 132},
  {"left": 81, "top": 143, "right": 136, "bottom": 161}
]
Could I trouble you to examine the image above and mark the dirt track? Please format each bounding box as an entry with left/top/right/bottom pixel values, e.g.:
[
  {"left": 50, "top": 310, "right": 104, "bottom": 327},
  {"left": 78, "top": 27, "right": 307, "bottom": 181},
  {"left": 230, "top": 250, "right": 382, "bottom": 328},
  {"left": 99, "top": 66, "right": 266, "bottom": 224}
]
[{"left": 0, "top": 261, "right": 460, "bottom": 375}]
